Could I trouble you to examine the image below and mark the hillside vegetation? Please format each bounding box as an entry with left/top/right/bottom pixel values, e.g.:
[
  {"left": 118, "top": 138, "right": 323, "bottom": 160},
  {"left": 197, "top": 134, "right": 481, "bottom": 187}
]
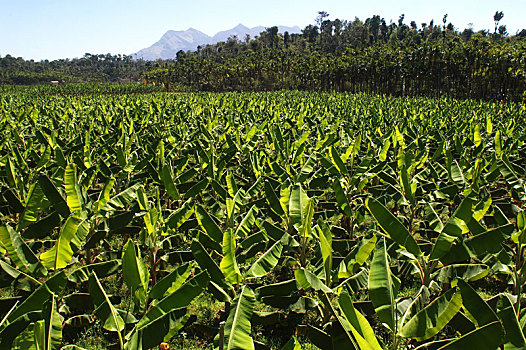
[
  {"left": 1, "top": 12, "right": 525, "bottom": 100},
  {"left": 146, "top": 13, "right": 526, "bottom": 101}
]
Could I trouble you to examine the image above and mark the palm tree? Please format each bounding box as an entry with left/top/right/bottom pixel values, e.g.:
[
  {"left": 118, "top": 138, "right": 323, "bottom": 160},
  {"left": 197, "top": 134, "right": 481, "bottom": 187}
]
[{"left": 494, "top": 11, "right": 504, "bottom": 34}]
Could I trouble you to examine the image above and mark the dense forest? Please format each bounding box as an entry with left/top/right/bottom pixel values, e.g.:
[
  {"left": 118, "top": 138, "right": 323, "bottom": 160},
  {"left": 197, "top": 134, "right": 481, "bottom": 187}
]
[
  {"left": 146, "top": 12, "right": 526, "bottom": 100},
  {"left": 0, "top": 53, "right": 159, "bottom": 85},
  {"left": 1, "top": 12, "right": 526, "bottom": 100}
]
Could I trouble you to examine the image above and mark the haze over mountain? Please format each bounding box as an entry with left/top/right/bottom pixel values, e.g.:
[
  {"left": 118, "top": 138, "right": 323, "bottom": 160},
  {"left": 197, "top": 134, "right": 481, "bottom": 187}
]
[{"left": 133, "top": 24, "right": 301, "bottom": 60}]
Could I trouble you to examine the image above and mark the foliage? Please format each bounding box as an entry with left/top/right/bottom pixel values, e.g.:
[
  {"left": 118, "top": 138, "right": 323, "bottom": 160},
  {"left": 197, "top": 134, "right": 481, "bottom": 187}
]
[
  {"left": 1, "top": 13, "right": 525, "bottom": 101},
  {"left": 0, "top": 88, "right": 525, "bottom": 349},
  {"left": 143, "top": 15, "right": 526, "bottom": 101},
  {"left": 0, "top": 53, "right": 161, "bottom": 85}
]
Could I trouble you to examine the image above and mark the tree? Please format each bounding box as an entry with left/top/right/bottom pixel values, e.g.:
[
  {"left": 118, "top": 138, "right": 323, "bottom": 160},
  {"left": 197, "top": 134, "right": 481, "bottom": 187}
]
[
  {"left": 494, "top": 11, "right": 504, "bottom": 34},
  {"left": 284, "top": 31, "right": 290, "bottom": 48},
  {"left": 461, "top": 28, "right": 474, "bottom": 42},
  {"left": 176, "top": 50, "right": 186, "bottom": 61},
  {"left": 366, "top": 15, "right": 382, "bottom": 42},
  {"left": 265, "top": 26, "right": 279, "bottom": 48},
  {"left": 398, "top": 14, "right": 405, "bottom": 27},
  {"left": 441, "top": 14, "right": 448, "bottom": 41},
  {"left": 316, "top": 11, "right": 329, "bottom": 27},
  {"left": 380, "top": 19, "right": 388, "bottom": 41},
  {"left": 302, "top": 24, "right": 319, "bottom": 43}
]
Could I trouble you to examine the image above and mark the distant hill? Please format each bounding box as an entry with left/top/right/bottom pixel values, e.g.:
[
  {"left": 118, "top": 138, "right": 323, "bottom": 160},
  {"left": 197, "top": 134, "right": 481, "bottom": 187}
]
[{"left": 133, "top": 24, "right": 301, "bottom": 60}]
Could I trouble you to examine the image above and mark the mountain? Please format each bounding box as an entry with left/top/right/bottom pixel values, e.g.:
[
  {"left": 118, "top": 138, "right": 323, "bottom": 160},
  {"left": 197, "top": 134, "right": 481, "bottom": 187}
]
[
  {"left": 133, "top": 24, "right": 301, "bottom": 60},
  {"left": 211, "top": 24, "right": 301, "bottom": 42},
  {"left": 134, "top": 28, "right": 210, "bottom": 60}
]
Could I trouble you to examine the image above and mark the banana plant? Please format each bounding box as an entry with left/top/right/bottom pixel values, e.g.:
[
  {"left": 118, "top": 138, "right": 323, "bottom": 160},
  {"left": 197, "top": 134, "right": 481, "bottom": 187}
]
[
  {"left": 368, "top": 237, "right": 498, "bottom": 349},
  {"left": 328, "top": 140, "right": 382, "bottom": 239},
  {"left": 266, "top": 193, "right": 378, "bottom": 349},
  {"left": 124, "top": 270, "right": 210, "bottom": 349},
  {"left": 14, "top": 161, "right": 141, "bottom": 275},
  {"left": 89, "top": 272, "right": 125, "bottom": 349},
  {"left": 366, "top": 194, "right": 508, "bottom": 288},
  {"left": 2, "top": 82, "right": 526, "bottom": 350},
  {"left": 10, "top": 294, "right": 63, "bottom": 350},
  {"left": 136, "top": 185, "right": 167, "bottom": 286},
  {"left": 191, "top": 173, "right": 290, "bottom": 348},
  {"left": 122, "top": 239, "right": 150, "bottom": 310},
  {"left": 0, "top": 272, "right": 67, "bottom": 349},
  {"left": 507, "top": 210, "right": 526, "bottom": 314}
]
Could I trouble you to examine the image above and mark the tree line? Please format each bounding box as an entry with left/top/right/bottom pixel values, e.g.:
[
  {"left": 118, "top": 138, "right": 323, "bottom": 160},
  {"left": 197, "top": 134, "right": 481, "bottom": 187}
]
[
  {"left": 1, "top": 11, "right": 525, "bottom": 101},
  {"left": 145, "top": 11, "right": 526, "bottom": 101},
  {"left": 0, "top": 53, "right": 165, "bottom": 85}
]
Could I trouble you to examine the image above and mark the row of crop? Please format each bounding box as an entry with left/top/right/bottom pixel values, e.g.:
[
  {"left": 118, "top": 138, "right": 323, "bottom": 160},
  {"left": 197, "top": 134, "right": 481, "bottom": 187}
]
[{"left": 0, "top": 91, "right": 525, "bottom": 349}]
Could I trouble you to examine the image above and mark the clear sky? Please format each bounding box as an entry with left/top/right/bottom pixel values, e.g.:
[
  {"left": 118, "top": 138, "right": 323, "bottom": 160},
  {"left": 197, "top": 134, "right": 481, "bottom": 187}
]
[{"left": 1, "top": 0, "right": 524, "bottom": 61}]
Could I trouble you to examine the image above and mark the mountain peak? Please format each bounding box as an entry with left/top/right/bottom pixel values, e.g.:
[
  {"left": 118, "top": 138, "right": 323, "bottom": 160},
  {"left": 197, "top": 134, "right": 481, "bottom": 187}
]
[
  {"left": 234, "top": 23, "right": 249, "bottom": 30},
  {"left": 133, "top": 24, "right": 301, "bottom": 60}
]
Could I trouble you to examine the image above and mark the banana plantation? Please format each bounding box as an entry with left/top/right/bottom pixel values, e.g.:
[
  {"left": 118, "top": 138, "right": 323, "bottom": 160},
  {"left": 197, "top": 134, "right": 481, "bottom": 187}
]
[{"left": 1, "top": 88, "right": 526, "bottom": 349}]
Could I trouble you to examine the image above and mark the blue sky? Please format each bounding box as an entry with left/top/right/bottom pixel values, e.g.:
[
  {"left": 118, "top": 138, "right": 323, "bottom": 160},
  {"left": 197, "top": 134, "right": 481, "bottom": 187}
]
[{"left": 1, "top": 0, "right": 524, "bottom": 61}]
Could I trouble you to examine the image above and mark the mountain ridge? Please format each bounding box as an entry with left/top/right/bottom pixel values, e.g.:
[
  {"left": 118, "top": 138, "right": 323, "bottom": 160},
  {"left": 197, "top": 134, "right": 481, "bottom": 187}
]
[{"left": 133, "top": 24, "right": 301, "bottom": 60}]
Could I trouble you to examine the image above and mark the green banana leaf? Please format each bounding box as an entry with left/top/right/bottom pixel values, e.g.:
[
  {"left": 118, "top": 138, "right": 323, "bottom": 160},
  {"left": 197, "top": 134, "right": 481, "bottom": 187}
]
[
  {"left": 0, "top": 225, "right": 46, "bottom": 276},
  {"left": 3, "top": 272, "right": 66, "bottom": 327},
  {"left": 133, "top": 270, "right": 209, "bottom": 330},
  {"left": 38, "top": 174, "right": 70, "bottom": 218},
  {"left": 294, "top": 268, "right": 332, "bottom": 293},
  {"left": 366, "top": 197, "right": 421, "bottom": 257},
  {"left": 125, "top": 309, "right": 187, "bottom": 350},
  {"left": 497, "top": 294, "right": 526, "bottom": 349},
  {"left": 400, "top": 288, "right": 462, "bottom": 341},
  {"left": 247, "top": 241, "right": 283, "bottom": 278},
  {"left": 148, "top": 262, "right": 191, "bottom": 300},
  {"left": 221, "top": 228, "right": 242, "bottom": 284},
  {"left": 18, "top": 181, "right": 50, "bottom": 230},
  {"left": 191, "top": 239, "right": 229, "bottom": 289},
  {"left": 0, "top": 312, "right": 42, "bottom": 349},
  {"left": 223, "top": 285, "right": 256, "bottom": 350},
  {"left": 195, "top": 204, "right": 223, "bottom": 243},
  {"left": 264, "top": 180, "right": 285, "bottom": 216},
  {"left": 39, "top": 215, "right": 84, "bottom": 270},
  {"left": 88, "top": 272, "right": 125, "bottom": 346},
  {"left": 289, "top": 184, "right": 309, "bottom": 228},
  {"left": 437, "top": 321, "right": 503, "bottom": 350},
  {"left": 64, "top": 164, "right": 84, "bottom": 213},
  {"left": 67, "top": 260, "right": 121, "bottom": 283},
  {"left": 368, "top": 237, "right": 400, "bottom": 331},
  {"left": 333, "top": 179, "right": 352, "bottom": 217},
  {"left": 338, "top": 291, "right": 382, "bottom": 350},
  {"left": 316, "top": 218, "right": 332, "bottom": 285},
  {"left": 43, "top": 294, "right": 62, "bottom": 350},
  {"left": 122, "top": 239, "right": 150, "bottom": 307}
]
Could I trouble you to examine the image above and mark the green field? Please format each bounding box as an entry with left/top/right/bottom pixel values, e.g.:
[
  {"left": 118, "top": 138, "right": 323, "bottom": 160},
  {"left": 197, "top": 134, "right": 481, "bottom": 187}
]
[{"left": 1, "top": 88, "right": 526, "bottom": 349}]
